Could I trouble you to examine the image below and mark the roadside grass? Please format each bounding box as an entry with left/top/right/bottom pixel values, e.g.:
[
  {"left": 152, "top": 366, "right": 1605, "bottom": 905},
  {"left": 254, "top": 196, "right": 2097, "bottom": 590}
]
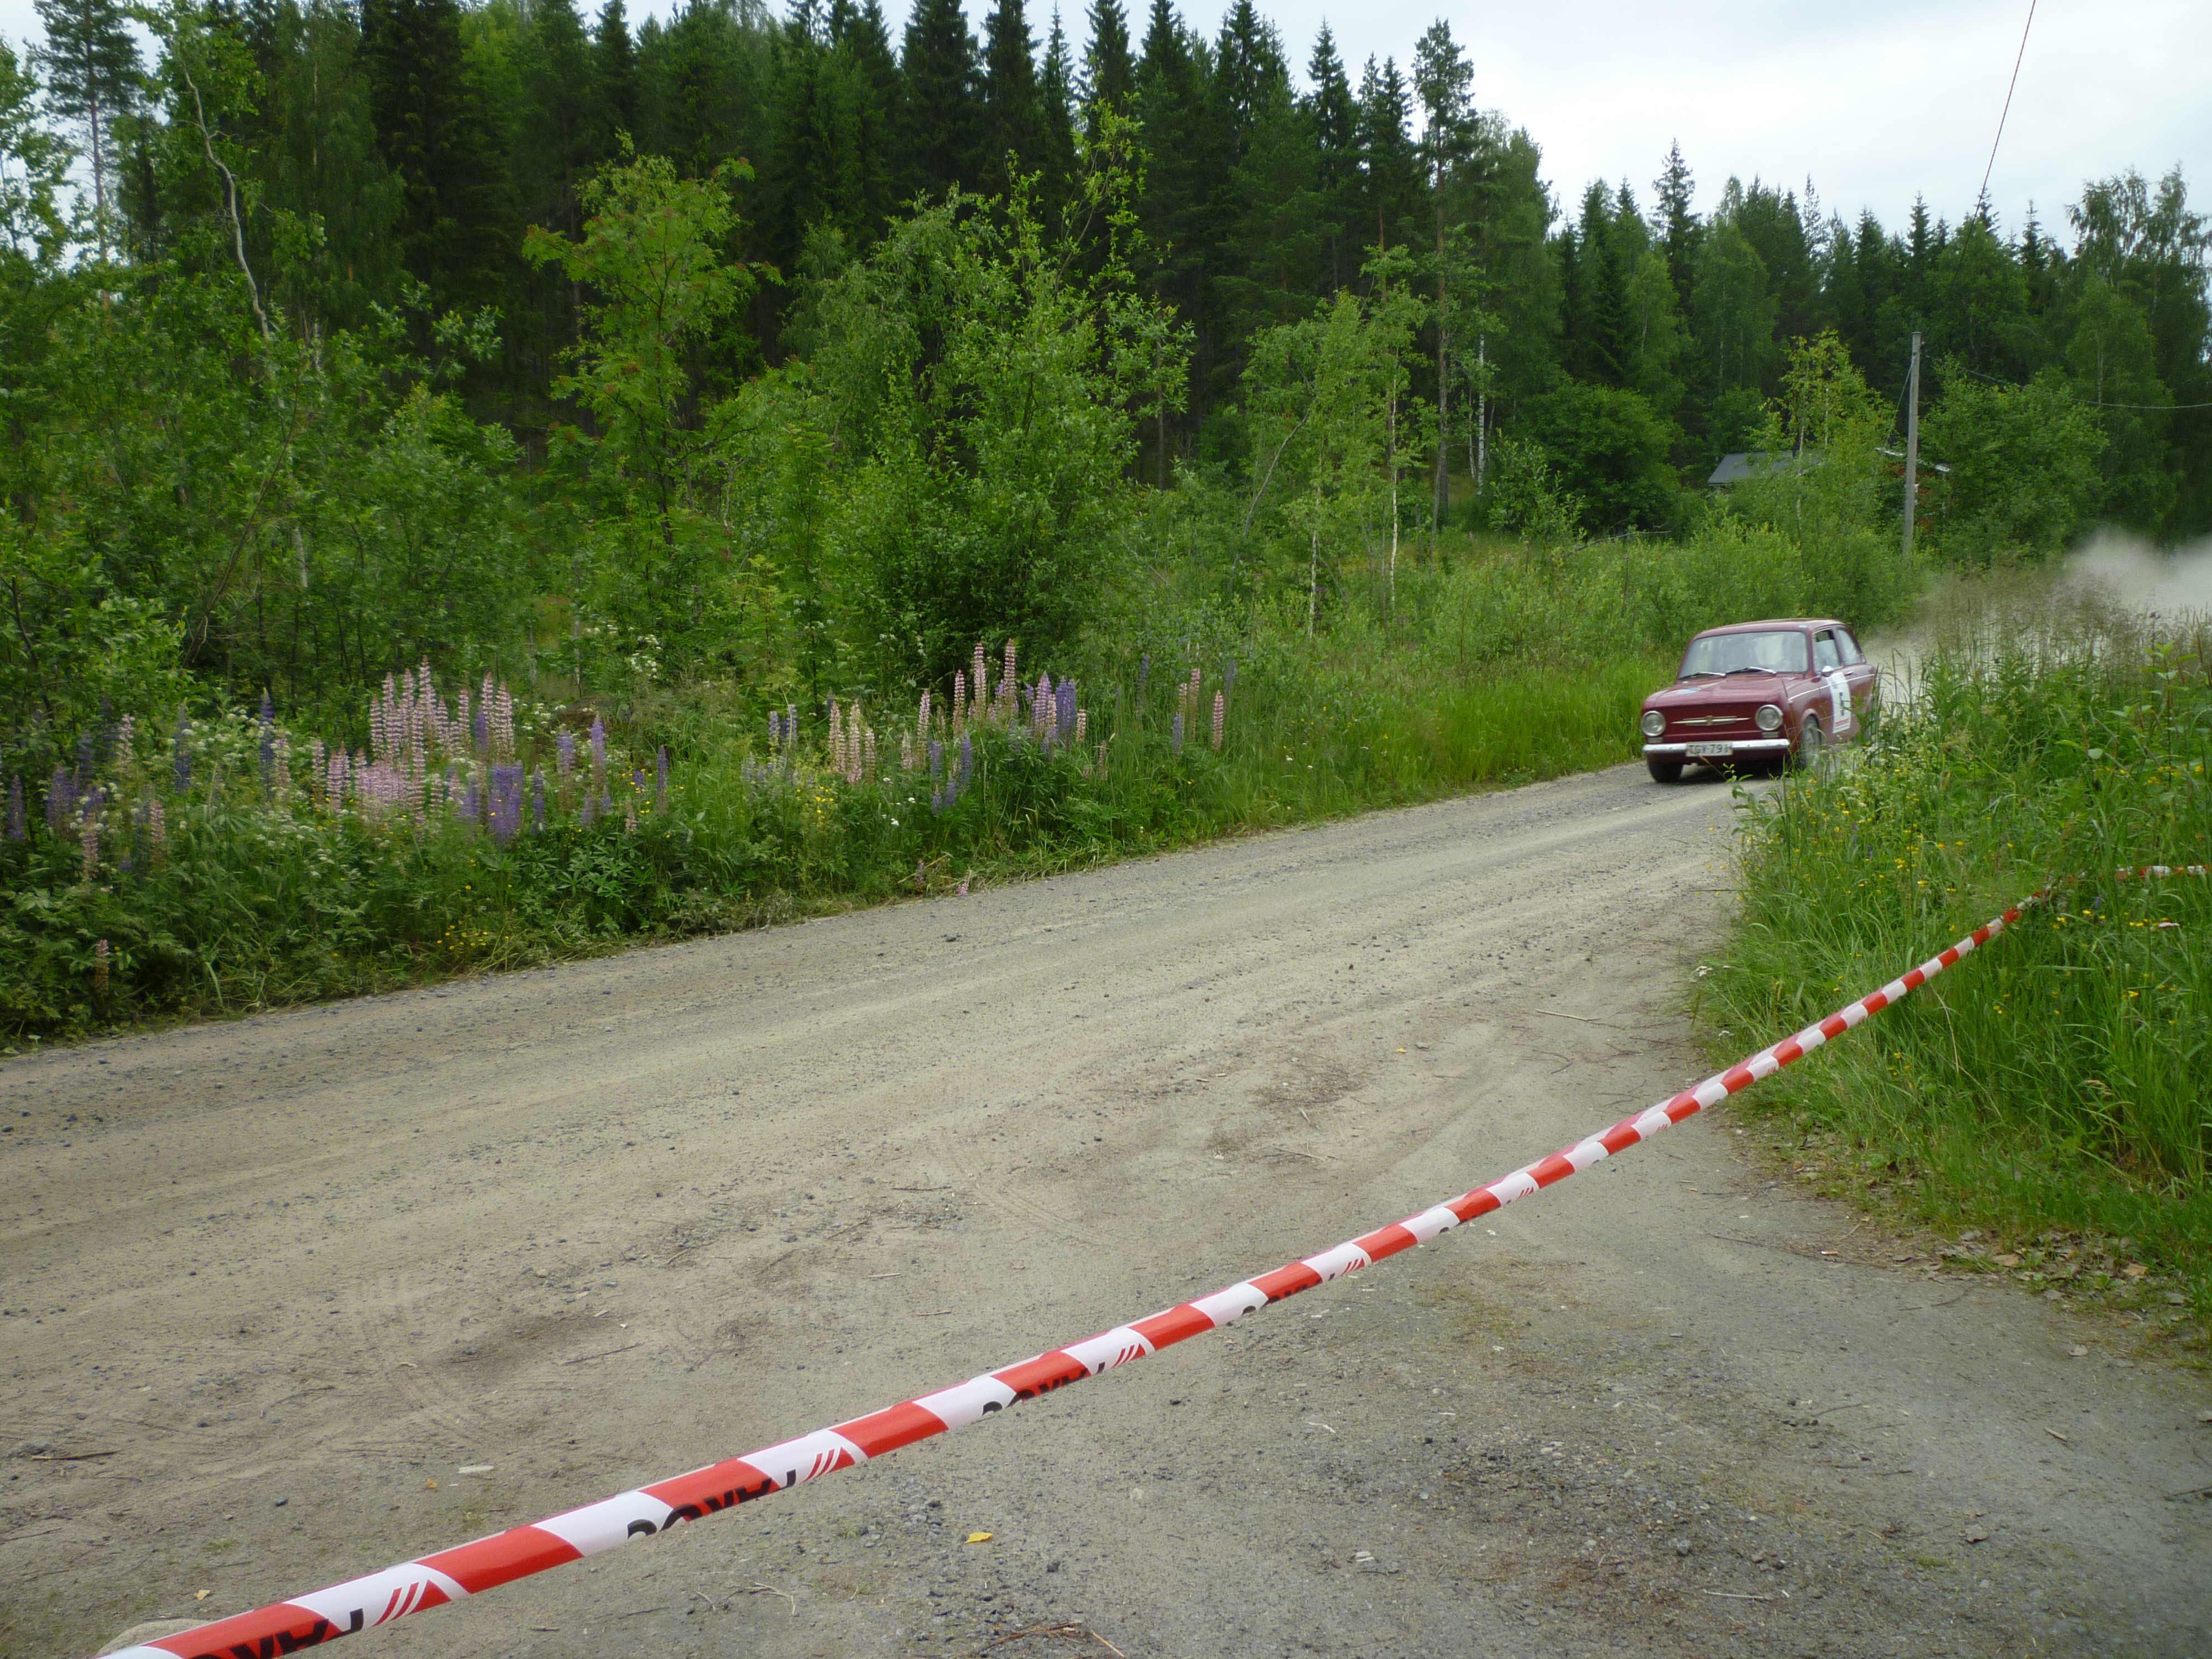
[
  {"left": 1704, "top": 587, "right": 2211, "bottom": 1335},
  {"left": 0, "top": 603, "right": 1671, "bottom": 1043}
]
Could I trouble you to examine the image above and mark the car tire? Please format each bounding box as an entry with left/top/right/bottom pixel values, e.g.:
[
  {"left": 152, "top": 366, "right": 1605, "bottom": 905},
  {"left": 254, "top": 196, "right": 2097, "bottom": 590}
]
[
  {"left": 1646, "top": 757, "right": 1683, "bottom": 784},
  {"left": 1795, "top": 714, "right": 1825, "bottom": 769}
]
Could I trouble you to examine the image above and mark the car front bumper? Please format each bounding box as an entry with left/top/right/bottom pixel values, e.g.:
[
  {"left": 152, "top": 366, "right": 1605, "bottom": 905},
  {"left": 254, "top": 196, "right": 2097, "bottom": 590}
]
[{"left": 1642, "top": 738, "right": 1792, "bottom": 758}]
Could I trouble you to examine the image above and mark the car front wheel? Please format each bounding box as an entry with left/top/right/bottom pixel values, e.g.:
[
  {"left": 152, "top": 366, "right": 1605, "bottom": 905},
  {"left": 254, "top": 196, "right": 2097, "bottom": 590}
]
[
  {"left": 1795, "top": 714, "right": 1825, "bottom": 769},
  {"left": 1646, "top": 757, "right": 1684, "bottom": 783}
]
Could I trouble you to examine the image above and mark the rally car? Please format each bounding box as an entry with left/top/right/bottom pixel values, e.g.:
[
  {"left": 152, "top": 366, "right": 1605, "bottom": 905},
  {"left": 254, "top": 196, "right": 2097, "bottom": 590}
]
[{"left": 1639, "top": 619, "right": 1879, "bottom": 781}]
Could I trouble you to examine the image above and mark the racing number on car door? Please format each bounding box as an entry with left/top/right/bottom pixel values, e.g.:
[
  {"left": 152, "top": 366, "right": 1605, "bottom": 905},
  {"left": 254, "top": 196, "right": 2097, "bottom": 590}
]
[
  {"left": 1834, "top": 627, "right": 1876, "bottom": 723},
  {"left": 1813, "top": 629, "right": 1851, "bottom": 737}
]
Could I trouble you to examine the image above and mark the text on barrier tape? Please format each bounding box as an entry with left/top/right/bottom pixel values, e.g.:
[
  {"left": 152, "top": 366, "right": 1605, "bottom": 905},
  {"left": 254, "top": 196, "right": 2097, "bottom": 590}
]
[{"left": 103, "top": 865, "right": 2208, "bottom": 1658}]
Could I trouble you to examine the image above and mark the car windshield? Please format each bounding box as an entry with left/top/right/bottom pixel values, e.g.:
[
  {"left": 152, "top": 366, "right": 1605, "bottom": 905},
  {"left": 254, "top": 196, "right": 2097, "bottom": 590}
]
[{"left": 1679, "top": 629, "right": 1808, "bottom": 677}]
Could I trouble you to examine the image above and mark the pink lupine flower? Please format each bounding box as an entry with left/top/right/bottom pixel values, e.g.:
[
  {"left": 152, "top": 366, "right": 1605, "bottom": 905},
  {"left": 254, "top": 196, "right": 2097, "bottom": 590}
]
[
  {"left": 919, "top": 688, "right": 932, "bottom": 738},
  {"left": 1212, "top": 690, "right": 1225, "bottom": 751},
  {"left": 956, "top": 876, "right": 970, "bottom": 896},
  {"left": 94, "top": 938, "right": 110, "bottom": 995},
  {"left": 953, "top": 670, "right": 967, "bottom": 728},
  {"left": 1075, "top": 709, "right": 1087, "bottom": 743},
  {"left": 829, "top": 698, "right": 846, "bottom": 775}
]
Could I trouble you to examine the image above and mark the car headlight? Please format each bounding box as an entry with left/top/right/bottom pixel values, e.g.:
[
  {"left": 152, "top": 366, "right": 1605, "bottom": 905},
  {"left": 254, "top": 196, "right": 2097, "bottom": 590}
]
[
  {"left": 1641, "top": 709, "right": 1667, "bottom": 738},
  {"left": 1755, "top": 703, "right": 1783, "bottom": 732}
]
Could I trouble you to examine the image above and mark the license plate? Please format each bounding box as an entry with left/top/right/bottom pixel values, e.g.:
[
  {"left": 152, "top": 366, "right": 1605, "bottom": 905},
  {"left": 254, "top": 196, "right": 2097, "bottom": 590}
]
[{"left": 1685, "top": 742, "right": 1734, "bottom": 758}]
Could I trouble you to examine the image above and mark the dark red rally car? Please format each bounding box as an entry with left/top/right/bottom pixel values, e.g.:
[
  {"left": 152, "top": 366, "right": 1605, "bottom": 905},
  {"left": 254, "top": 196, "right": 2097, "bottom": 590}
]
[{"left": 1640, "top": 619, "right": 1879, "bottom": 782}]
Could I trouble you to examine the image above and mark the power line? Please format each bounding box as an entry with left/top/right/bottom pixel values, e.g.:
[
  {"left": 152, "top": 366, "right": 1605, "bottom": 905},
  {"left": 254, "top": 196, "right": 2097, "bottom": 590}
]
[
  {"left": 1954, "top": 363, "right": 2212, "bottom": 411},
  {"left": 1978, "top": 0, "right": 2039, "bottom": 212}
]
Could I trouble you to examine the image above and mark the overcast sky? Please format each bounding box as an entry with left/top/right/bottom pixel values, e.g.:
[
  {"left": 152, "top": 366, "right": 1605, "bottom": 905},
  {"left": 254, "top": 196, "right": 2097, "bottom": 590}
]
[{"left": 3, "top": 0, "right": 2205, "bottom": 237}]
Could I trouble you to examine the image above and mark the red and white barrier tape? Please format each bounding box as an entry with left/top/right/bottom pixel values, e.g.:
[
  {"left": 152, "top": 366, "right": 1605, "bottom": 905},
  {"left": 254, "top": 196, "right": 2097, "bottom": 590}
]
[{"left": 106, "top": 865, "right": 2206, "bottom": 1658}]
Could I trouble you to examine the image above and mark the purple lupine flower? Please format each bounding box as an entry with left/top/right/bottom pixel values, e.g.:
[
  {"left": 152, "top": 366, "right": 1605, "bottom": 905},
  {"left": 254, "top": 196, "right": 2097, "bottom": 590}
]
[
  {"left": 531, "top": 768, "right": 547, "bottom": 832},
  {"left": 1171, "top": 711, "right": 1185, "bottom": 756},
  {"left": 557, "top": 728, "right": 576, "bottom": 783},
  {"left": 768, "top": 708, "right": 781, "bottom": 747},
  {"left": 4, "top": 776, "right": 22, "bottom": 841},
  {"left": 75, "top": 731, "right": 95, "bottom": 790},
  {"left": 1058, "top": 679, "right": 1077, "bottom": 744},
  {"left": 580, "top": 792, "right": 598, "bottom": 828},
  {"left": 958, "top": 731, "right": 973, "bottom": 793},
  {"left": 46, "top": 768, "right": 74, "bottom": 836},
  {"left": 655, "top": 747, "right": 669, "bottom": 813},
  {"left": 491, "top": 764, "right": 524, "bottom": 843},
  {"left": 258, "top": 692, "right": 276, "bottom": 786},
  {"left": 93, "top": 698, "right": 116, "bottom": 768},
  {"left": 600, "top": 789, "right": 612, "bottom": 820},
  {"left": 173, "top": 708, "right": 191, "bottom": 792},
  {"left": 928, "top": 739, "right": 945, "bottom": 808}
]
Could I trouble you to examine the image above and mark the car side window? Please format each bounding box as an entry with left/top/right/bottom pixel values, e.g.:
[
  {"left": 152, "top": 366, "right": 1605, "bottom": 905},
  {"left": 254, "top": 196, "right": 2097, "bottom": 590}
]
[
  {"left": 1835, "top": 629, "right": 1865, "bottom": 665},
  {"left": 1813, "top": 630, "right": 1841, "bottom": 672}
]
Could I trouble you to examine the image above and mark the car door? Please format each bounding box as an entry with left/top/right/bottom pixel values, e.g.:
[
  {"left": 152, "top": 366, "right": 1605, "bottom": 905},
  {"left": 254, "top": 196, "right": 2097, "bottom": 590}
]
[
  {"left": 1834, "top": 627, "right": 1878, "bottom": 721},
  {"left": 1811, "top": 629, "right": 1853, "bottom": 738}
]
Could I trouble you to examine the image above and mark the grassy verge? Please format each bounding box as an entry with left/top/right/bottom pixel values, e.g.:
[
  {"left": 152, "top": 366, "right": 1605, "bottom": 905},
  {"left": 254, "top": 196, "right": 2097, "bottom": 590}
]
[{"left": 1704, "top": 584, "right": 2211, "bottom": 1338}]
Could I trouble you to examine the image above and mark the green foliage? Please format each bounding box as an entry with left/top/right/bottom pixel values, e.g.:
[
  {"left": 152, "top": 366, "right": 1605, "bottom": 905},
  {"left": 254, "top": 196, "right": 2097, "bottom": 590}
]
[
  {"left": 1521, "top": 378, "right": 1681, "bottom": 533},
  {"left": 1922, "top": 369, "right": 2106, "bottom": 565},
  {"left": 751, "top": 178, "right": 1181, "bottom": 690},
  {"left": 1707, "top": 597, "right": 2212, "bottom": 1297}
]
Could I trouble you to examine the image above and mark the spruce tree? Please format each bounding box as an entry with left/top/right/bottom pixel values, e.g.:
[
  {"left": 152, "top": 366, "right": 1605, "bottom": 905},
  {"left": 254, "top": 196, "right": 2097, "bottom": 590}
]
[
  {"left": 832, "top": 0, "right": 904, "bottom": 227},
  {"left": 1412, "top": 18, "right": 1472, "bottom": 524},
  {"left": 1653, "top": 139, "right": 1698, "bottom": 311},
  {"left": 1305, "top": 24, "right": 1355, "bottom": 287},
  {"left": 362, "top": 0, "right": 515, "bottom": 310},
  {"left": 901, "top": 0, "right": 983, "bottom": 198},
  {"left": 1209, "top": 0, "right": 1277, "bottom": 166},
  {"left": 1037, "top": 11, "right": 1078, "bottom": 216},
  {"left": 1353, "top": 55, "right": 1418, "bottom": 256},
  {"left": 593, "top": 0, "right": 639, "bottom": 150},
  {"left": 32, "top": 0, "right": 139, "bottom": 259},
  {"left": 981, "top": 0, "right": 1041, "bottom": 195},
  {"left": 1081, "top": 0, "right": 1132, "bottom": 138}
]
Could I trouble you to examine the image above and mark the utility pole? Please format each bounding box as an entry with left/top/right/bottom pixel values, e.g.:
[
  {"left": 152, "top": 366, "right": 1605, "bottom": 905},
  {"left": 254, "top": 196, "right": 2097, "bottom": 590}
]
[{"left": 1901, "top": 330, "right": 1923, "bottom": 564}]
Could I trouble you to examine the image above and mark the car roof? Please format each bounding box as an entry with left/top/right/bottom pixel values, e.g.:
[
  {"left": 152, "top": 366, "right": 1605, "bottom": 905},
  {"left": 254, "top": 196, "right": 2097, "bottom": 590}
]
[{"left": 1689, "top": 618, "right": 1846, "bottom": 637}]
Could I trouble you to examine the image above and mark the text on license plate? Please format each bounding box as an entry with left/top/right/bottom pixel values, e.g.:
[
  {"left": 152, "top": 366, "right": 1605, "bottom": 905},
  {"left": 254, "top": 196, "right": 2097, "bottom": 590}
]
[{"left": 1686, "top": 742, "right": 1734, "bottom": 758}]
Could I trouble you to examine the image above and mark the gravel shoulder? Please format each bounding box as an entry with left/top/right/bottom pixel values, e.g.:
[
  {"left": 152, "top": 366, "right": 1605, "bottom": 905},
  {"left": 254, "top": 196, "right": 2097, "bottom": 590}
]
[{"left": 4, "top": 764, "right": 2206, "bottom": 1659}]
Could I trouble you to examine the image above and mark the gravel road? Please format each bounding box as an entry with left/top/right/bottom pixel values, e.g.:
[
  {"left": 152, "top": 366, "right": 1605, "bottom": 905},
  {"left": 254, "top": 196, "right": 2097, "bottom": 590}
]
[{"left": 4, "top": 764, "right": 2206, "bottom": 1659}]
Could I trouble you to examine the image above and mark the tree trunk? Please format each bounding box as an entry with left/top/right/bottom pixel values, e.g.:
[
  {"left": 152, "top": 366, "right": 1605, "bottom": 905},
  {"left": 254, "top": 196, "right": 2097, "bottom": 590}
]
[{"left": 1433, "top": 201, "right": 1449, "bottom": 535}]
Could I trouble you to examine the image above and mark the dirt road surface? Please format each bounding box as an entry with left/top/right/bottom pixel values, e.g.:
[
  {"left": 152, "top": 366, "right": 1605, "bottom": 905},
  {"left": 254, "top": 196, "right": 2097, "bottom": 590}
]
[{"left": 5, "top": 765, "right": 2207, "bottom": 1659}]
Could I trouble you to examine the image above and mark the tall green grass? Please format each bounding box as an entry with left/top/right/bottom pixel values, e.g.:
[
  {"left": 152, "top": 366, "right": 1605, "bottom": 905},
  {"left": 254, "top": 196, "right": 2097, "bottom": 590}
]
[{"left": 1707, "top": 588, "right": 2211, "bottom": 1314}]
